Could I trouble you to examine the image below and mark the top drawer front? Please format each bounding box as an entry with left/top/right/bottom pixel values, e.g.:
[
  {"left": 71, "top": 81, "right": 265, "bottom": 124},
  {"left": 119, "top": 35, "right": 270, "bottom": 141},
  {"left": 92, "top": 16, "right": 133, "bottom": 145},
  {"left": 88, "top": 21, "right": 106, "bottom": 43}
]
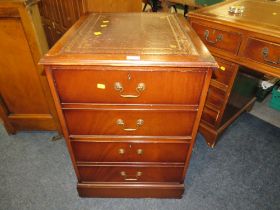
[
  {"left": 191, "top": 22, "right": 241, "bottom": 55},
  {"left": 53, "top": 69, "right": 206, "bottom": 104},
  {"left": 244, "top": 38, "right": 280, "bottom": 68},
  {"left": 213, "top": 57, "right": 238, "bottom": 86}
]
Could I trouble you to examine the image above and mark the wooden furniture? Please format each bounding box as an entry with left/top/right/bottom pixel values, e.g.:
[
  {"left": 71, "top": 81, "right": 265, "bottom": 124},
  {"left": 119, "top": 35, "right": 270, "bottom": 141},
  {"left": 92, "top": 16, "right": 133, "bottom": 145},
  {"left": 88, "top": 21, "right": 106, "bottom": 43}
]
[
  {"left": 188, "top": 0, "right": 280, "bottom": 147},
  {"left": 38, "top": 0, "right": 85, "bottom": 47},
  {"left": 40, "top": 13, "right": 217, "bottom": 198},
  {"left": 85, "top": 0, "right": 142, "bottom": 13},
  {"left": 0, "top": 0, "right": 59, "bottom": 134},
  {"left": 38, "top": 0, "right": 142, "bottom": 47}
]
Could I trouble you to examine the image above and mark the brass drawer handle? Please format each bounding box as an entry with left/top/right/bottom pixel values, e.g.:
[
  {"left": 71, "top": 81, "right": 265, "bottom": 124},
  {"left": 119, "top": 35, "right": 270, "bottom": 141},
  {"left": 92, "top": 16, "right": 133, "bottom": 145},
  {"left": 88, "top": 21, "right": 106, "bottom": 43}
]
[
  {"left": 114, "top": 82, "right": 145, "bottom": 98},
  {"left": 137, "top": 149, "right": 143, "bottom": 155},
  {"left": 116, "top": 119, "right": 144, "bottom": 131},
  {"left": 118, "top": 148, "right": 125, "bottom": 155},
  {"left": 204, "top": 30, "right": 223, "bottom": 44},
  {"left": 120, "top": 171, "right": 142, "bottom": 181},
  {"left": 262, "top": 47, "right": 280, "bottom": 65}
]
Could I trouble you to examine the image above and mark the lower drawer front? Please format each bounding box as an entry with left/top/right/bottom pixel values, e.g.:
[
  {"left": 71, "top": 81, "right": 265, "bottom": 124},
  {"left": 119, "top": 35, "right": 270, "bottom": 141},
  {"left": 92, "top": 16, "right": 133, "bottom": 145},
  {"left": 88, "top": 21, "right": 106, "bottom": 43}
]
[
  {"left": 78, "top": 165, "right": 184, "bottom": 182},
  {"left": 64, "top": 109, "right": 196, "bottom": 136},
  {"left": 72, "top": 141, "right": 190, "bottom": 163},
  {"left": 201, "top": 106, "right": 219, "bottom": 126},
  {"left": 206, "top": 85, "right": 227, "bottom": 110}
]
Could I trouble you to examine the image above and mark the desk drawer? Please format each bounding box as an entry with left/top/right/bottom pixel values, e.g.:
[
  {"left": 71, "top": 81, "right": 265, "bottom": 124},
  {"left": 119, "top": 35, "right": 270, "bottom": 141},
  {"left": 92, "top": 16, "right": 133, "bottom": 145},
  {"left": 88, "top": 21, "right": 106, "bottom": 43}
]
[
  {"left": 64, "top": 109, "right": 196, "bottom": 136},
  {"left": 78, "top": 165, "right": 184, "bottom": 183},
  {"left": 206, "top": 85, "right": 227, "bottom": 110},
  {"left": 72, "top": 141, "right": 189, "bottom": 163},
  {"left": 213, "top": 57, "right": 238, "bottom": 86},
  {"left": 191, "top": 22, "right": 241, "bottom": 55},
  {"left": 53, "top": 69, "right": 205, "bottom": 104},
  {"left": 244, "top": 38, "right": 280, "bottom": 68},
  {"left": 201, "top": 105, "right": 220, "bottom": 126}
]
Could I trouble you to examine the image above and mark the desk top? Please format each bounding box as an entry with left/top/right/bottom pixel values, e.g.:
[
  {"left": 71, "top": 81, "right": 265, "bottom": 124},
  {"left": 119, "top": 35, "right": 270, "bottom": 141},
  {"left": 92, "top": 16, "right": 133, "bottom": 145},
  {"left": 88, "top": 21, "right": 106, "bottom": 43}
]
[
  {"left": 189, "top": 0, "right": 280, "bottom": 37},
  {"left": 40, "top": 13, "right": 216, "bottom": 68}
]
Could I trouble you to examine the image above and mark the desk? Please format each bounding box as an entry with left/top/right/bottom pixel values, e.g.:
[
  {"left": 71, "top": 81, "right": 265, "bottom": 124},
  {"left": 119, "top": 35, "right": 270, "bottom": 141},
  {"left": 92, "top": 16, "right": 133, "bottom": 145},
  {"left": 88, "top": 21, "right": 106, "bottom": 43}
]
[{"left": 188, "top": 0, "right": 280, "bottom": 147}]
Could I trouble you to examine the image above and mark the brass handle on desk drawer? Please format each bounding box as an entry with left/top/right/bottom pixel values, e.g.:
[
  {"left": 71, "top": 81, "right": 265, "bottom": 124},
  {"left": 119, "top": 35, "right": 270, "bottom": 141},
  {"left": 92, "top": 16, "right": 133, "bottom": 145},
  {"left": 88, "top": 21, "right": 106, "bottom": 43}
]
[
  {"left": 116, "top": 119, "right": 144, "bottom": 131},
  {"left": 118, "top": 148, "right": 125, "bottom": 155},
  {"left": 120, "top": 171, "right": 142, "bottom": 181},
  {"left": 204, "top": 30, "right": 223, "bottom": 44},
  {"left": 262, "top": 47, "right": 280, "bottom": 65},
  {"left": 137, "top": 149, "right": 143, "bottom": 155},
  {"left": 114, "top": 82, "right": 145, "bottom": 98}
]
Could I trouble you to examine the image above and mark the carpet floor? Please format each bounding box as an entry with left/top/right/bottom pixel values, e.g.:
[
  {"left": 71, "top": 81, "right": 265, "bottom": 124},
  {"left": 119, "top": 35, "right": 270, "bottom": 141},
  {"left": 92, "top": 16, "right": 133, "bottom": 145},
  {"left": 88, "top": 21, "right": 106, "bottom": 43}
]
[{"left": 0, "top": 113, "right": 279, "bottom": 210}]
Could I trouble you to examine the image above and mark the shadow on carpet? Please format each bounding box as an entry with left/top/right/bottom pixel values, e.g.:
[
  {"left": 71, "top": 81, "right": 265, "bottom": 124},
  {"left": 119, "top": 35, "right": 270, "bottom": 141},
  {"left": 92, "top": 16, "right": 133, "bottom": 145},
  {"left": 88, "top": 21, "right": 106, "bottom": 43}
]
[{"left": 0, "top": 113, "right": 279, "bottom": 210}]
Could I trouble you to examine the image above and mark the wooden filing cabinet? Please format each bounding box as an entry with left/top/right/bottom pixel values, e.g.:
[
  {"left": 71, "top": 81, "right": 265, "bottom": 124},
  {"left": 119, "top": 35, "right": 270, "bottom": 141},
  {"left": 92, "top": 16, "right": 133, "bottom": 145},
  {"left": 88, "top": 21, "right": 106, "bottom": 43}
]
[
  {"left": 40, "top": 13, "right": 217, "bottom": 198},
  {"left": 189, "top": 0, "right": 280, "bottom": 147}
]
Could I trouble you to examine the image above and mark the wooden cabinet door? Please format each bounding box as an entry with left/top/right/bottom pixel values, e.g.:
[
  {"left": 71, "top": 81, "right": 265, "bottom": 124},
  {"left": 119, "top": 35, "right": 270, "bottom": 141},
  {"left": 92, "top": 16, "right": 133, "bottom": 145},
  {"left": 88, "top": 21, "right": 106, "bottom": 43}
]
[{"left": 0, "top": 4, "right": 57, "bottom": 133}]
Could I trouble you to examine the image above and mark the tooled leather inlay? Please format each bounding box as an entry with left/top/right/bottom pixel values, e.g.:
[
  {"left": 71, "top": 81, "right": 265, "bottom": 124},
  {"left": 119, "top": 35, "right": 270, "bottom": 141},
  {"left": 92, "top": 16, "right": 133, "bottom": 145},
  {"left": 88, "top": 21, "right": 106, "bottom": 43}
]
[{"left": 61, "top": 13, "right": 198, "bottom": 55}]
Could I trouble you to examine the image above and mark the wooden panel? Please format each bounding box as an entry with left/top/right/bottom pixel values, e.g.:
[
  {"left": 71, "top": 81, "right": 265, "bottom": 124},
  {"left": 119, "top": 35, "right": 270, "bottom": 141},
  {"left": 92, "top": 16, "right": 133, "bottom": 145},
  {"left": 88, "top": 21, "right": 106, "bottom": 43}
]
[
  {"left": 78, "top": 165, "right": 184, "bottom": 182},
  {"left": 191, "top": 22, "right": 241, "bottom": 55},
  {"left": 57, "top": 0, "right": 79, "bottom": 29},
  {"left": 72, "top": 141, "right": 190, "bottom": 163},
  {"left": 205, "top": 85, "right": 227, "bottom": 110},
  {"left": 63, "top": 108, "right": 196, "bottom": 136},
  {"left": 0, "top": 19, "right": 49, "bottom": 114},
  {"left": 213, "top": 57, "right": 239, "bottom": 86},
  {"left": 54, "top": 69, "right": 206, "bottom": 104},
  {"left": 85, "top": 0, "right": 142, "bottom": 12},
  {"left": 77, "top": 183, "right": 184, "bottom": 198},
  {"left": 243, "top": 38, "right": 280, "bottom": 68},
  {"left": 201, "top": 105, "right": 219, "bottom": 126}
]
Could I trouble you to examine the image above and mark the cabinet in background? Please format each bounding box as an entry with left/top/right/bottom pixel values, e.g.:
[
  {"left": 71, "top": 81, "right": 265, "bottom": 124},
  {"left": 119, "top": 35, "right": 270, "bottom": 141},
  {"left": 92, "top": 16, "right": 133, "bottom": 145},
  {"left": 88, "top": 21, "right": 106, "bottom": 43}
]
[{"left": 0, "top": 0, "right": 59, "bottom": 134}]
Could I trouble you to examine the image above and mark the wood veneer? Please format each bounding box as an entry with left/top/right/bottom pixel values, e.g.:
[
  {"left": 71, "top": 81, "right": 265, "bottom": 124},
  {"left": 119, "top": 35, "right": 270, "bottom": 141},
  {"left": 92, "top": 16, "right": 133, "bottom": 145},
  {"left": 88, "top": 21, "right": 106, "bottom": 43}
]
[
  {"left": 189, "top": 0, "right": 280, "bottom": 147},
  {"left": 0, "top": 0, "right": 59, "bottom": 134},
  {"left": 41, "top": 13, "right": 217, "bottom": 198}
]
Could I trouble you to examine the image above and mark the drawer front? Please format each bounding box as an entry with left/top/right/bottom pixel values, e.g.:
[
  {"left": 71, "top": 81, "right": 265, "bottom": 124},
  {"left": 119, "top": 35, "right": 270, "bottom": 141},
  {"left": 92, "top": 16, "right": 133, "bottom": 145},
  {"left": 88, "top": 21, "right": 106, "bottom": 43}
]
[
  {"left": 78, "top": 165, "right": 184, "bottom": 182},
  {"left": 213, "top": 57, "right": 238, "bottom": 86},
  {"left": 64, "top": 109, "right": 196, "bottom": 136},
  {"left": 206, "top": 85, "right": 227, "bottom": 110},
  {"left": 53, "top": 69, "right": 206, "bottom": 104},
  {"left": 243, "top": 38, "right": 280, "bottom": 68},
  {"left": 191, "top": 22, "right": 241, "bottom": 54},
  {"left": 72, "top": 141, "right": 190, "bottom": 163},
  {"left": 201, "top": 105, "right": 219, "bottom": 126}
]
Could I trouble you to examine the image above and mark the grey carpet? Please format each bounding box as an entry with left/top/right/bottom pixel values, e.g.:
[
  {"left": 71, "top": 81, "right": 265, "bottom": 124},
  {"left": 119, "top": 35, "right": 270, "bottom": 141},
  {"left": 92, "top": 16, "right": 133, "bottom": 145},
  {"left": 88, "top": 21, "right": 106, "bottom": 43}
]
[{"left": 0, "top": 113, "right": 279, "bottom": 210}]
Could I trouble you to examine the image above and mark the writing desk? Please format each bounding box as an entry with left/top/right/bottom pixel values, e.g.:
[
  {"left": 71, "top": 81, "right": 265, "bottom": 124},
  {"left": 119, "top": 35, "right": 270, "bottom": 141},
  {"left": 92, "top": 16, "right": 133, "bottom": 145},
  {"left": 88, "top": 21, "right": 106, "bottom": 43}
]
[{"left": 188, "top": 0, "right": 280, "bottom": 147}]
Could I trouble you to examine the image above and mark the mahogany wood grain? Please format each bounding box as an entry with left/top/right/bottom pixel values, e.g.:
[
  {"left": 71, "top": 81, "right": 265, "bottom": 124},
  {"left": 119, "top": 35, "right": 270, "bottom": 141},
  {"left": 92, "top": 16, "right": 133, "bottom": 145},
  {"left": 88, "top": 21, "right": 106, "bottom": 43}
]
[
  {"left": 72, "top": 141, "right": 190, "bottom": 163},
  {"left": 212, "top": 57, "right": 239, "bottom": 87},
  {"left": 54, "top": 69, "right": 206, "bottom": 104},
  {"left": 84, "top": 0, "right": 142, "bottom": 13},
  {"left": 205, "top": 85, "right": 227, "bottom": 110},
  {"left": 191, "top": 22, "right": 242, "bottom": 55},
  {"left": 243, "top": 38, "right": 280, "bottom": 68},
  {"left": 77, "top": 183, "right": 184, "bottom": 198},
  {"left": 63, "top": 108, "right": 196, "bottom": 136},
  {"left": 77, "top": 164, "right": 184, "bottom": 183},
  {"left": 42, "top": 13, "right": 216, "bottom": 198},
  {"left": 189, "top": 0, "right": 280, "bottom": 147}
]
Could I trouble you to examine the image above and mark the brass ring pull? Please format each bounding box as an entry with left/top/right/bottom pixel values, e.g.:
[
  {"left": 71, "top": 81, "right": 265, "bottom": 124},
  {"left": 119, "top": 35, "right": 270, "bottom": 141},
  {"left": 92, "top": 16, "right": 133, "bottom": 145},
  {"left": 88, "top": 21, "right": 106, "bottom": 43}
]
[
  {"left": 114, "top": 82, "right": 146, "bottom": 98},
  {"left": 120, "top": 171, "right": 142, "bottom": 181},
  {"left": 137, "top": 149, "right": 143, "bottom": 155},
  {"left": 262, "top": 47, "right": 280, "bottom": 65},
  {"left": 204, "top": 30, "right": 223, "bottom": 44},
  {"left": 116, "top": 119, "right": 144, "bottom": 131},
  {"left": 118, "top": 148, "right": 125, "bottom": 155}
]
